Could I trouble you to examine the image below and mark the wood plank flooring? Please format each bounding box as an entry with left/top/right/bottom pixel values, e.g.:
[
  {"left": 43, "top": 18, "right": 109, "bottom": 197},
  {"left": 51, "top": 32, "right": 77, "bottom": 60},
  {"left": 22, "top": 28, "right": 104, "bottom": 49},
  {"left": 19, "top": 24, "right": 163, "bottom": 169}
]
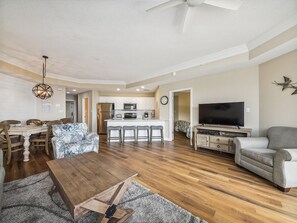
[{"left": 3, "top": 132, "right": 297, "bottom": 223}]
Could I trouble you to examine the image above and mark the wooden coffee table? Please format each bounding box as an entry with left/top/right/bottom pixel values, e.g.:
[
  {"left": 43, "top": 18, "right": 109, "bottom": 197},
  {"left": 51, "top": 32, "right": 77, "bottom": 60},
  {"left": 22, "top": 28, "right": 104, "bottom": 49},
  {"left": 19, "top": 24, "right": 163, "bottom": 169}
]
[{"left": 47, "top": 152, "right": 138, "bottom": 222}]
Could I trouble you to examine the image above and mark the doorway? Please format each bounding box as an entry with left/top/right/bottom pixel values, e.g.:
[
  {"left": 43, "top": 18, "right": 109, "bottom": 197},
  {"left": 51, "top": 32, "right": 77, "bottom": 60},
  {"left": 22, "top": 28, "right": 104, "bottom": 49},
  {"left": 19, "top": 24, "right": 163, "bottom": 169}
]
[
  {"left": 66, "top": 100, "right": 77, "bottom": 122},
  {"left": 82, "top": 97, "right": 89, "bottom": 126},
  {"left": 169, "top": 88, "right": 193, "bottom": 144}
]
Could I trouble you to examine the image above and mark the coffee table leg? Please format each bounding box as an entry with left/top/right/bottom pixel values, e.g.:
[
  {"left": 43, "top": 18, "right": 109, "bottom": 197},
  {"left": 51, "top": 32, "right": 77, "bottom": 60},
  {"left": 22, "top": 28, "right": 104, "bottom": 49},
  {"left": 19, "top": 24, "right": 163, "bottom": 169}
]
[
  {"left": 82, "top": 179, "right": 134, "bottom": 223},
  {"left": 48, "top": 185, "right": 57, "bottom": 196}
]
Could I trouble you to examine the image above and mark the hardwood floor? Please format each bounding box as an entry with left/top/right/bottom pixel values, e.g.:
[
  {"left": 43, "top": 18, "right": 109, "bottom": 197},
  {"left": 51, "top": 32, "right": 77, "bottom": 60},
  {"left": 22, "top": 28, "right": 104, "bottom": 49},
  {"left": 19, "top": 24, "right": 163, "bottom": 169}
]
[{"left": 4, "top": 132, "right": 297, "bottom": 223}]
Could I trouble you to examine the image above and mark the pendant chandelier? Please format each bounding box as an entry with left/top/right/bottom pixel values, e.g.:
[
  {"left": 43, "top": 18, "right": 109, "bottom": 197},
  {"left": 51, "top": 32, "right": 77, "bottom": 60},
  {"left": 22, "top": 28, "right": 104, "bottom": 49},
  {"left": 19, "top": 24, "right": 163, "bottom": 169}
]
[{"left": 32, "top": 55, "right": 54, "bottom": 100}]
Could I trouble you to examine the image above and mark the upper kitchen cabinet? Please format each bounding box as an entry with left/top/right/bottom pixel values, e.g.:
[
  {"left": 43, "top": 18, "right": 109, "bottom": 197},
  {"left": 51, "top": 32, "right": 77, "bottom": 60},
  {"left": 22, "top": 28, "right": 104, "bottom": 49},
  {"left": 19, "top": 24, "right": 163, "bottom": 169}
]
[{"left": 98, "top": 96, "right": 155, "bottom": 110}]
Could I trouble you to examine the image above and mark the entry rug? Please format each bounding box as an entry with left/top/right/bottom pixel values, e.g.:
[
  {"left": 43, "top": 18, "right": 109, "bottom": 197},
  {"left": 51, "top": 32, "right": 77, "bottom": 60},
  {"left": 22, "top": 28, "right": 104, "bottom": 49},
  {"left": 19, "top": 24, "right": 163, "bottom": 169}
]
[{"left": 0, "top": 172, "right": 206, "bottom": 223}]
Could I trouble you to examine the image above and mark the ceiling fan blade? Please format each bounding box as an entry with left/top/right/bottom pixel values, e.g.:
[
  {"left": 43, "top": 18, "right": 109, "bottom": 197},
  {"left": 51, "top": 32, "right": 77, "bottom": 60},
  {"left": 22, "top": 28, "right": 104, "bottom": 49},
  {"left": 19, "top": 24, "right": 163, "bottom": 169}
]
[
  {"left": 146, "top": 0, "right": 184, "bottom": 12},
  {"left": 203, "top": 0, "right": 243, "bottom": 10},
  {"left": 181, "top": 5, "right": 193, "bottom": 33}
]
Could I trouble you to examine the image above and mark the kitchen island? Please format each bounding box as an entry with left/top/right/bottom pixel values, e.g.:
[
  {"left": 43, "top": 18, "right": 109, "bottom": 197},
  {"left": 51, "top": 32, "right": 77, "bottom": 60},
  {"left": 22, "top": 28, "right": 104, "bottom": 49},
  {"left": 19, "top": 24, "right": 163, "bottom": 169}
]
[{"left": 105, "top": 119, "right": 165, "bottom": 142}]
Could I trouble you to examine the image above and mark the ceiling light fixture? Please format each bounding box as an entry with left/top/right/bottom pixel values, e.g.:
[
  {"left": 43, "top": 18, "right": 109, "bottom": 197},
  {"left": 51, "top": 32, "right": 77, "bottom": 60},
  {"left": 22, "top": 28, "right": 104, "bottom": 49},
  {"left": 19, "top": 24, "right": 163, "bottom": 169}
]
[
  {"left": 66, "top": 91, "right": 70, "bottom": 94},
  {"left": 32, "top": 55, "right": 54, "bottom": 100},
  {"left": 141, "top": 86, "right": 145, "bottom": 89},
  {"left": 72, "top": 89, "right": 77, "bottom": 92},
  {"left": 136, "top": 89, "right": 140, "bottom": 92},
  {"left": 116, "top": 88, "right": 121, "bottom": 91},
  {"left": 172, "top": 72, "right": 176, "bottom": 76}
]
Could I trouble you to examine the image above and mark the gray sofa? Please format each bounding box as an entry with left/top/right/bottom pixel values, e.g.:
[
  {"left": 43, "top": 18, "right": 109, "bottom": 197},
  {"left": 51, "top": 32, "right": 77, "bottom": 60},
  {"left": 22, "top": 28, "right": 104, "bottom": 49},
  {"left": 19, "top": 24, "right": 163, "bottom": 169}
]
[
  {"left": 0, "top": 149, "right": 5, "bottom": 211},
  {"left": 234, "top": 126, "right": 297, "bottom": 192}
]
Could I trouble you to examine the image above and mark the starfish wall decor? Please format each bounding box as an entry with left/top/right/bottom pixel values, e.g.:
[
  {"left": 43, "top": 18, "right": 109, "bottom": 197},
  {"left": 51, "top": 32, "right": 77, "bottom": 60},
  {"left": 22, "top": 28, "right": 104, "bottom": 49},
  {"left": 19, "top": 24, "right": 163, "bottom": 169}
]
[{"left": 273, "top": 76, "right": 297, "bottom": 95}]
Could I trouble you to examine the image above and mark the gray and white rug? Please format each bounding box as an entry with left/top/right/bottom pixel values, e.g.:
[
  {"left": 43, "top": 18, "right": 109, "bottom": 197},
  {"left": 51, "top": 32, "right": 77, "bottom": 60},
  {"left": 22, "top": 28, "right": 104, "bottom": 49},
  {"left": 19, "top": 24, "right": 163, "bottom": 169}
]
[{"left": 0, "top": 172, "right": 206, "bottom": 223}]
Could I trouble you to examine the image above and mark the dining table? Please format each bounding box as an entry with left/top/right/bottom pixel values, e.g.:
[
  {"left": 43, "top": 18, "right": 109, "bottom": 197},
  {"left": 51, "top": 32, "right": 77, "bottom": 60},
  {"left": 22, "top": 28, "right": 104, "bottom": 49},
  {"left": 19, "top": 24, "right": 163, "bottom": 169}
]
[{"left": 8, "top": 125, "right": 48, "bottom": 162}]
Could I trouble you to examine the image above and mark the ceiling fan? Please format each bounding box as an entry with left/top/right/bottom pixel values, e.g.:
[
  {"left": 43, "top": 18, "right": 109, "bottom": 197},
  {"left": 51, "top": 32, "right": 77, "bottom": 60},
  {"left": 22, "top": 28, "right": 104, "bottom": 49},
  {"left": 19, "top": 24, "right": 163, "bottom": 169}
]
[{"left": 146, "top": 0, "right": 243, "bottom": 32}]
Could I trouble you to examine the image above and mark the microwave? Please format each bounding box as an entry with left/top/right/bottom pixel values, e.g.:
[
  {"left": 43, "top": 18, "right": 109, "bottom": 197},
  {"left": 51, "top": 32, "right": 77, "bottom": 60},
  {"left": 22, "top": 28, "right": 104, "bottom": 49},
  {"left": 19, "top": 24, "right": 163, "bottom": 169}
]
[{"left": 123, "top": 103, "right": 137, "bottom": 110}]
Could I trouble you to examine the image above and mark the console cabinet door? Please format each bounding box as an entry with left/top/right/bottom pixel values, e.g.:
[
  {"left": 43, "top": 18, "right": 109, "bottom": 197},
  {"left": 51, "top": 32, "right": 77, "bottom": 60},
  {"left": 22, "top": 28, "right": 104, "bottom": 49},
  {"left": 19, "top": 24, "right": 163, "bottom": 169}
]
[{"left": 197, "top": 134, "right": 209, "bottom": 148}]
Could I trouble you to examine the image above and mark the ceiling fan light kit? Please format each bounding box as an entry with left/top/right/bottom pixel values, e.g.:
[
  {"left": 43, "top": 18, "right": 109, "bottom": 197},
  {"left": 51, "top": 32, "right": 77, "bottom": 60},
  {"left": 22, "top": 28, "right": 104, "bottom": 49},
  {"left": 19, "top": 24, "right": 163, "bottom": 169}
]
[{"left": 147, "top": 0, "right": 243, "bottom": 32}]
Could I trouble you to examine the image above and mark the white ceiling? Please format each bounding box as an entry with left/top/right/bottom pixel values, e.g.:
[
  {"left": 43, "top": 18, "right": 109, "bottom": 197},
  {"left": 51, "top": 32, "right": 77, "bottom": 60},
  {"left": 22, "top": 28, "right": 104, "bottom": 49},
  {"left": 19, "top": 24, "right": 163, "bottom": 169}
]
[{"left": 0, "top": 0, "right": 296, "bottom": 85}]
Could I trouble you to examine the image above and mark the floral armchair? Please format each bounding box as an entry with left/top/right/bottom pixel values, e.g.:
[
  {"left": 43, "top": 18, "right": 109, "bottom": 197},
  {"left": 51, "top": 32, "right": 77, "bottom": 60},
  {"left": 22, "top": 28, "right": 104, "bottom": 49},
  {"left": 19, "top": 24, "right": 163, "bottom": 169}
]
[{"left": 51, "top": 123, "right": 99, "bottom": 159}]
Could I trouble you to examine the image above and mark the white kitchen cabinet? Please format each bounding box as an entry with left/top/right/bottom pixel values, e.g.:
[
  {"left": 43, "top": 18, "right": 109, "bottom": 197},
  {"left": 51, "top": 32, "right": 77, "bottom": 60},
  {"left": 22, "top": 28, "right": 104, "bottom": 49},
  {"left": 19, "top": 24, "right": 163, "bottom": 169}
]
[{"left": 98, "top": 96, "right": 155, "bottom": 110}]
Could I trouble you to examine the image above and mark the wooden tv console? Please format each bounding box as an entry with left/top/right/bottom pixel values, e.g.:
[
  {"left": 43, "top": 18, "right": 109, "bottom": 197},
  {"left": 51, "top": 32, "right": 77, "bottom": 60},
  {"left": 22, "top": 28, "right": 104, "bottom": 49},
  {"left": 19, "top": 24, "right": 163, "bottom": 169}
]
[{"left": 193, "top": 125, "right": 252, "bottom": 154}]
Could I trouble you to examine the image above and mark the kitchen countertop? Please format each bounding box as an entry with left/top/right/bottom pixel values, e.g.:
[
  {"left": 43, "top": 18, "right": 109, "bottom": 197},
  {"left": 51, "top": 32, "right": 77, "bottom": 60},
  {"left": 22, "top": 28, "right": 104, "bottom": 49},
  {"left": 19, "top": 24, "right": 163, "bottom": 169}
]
[{"left": 105, "top": 119, "right": 164, "bottom": 122}]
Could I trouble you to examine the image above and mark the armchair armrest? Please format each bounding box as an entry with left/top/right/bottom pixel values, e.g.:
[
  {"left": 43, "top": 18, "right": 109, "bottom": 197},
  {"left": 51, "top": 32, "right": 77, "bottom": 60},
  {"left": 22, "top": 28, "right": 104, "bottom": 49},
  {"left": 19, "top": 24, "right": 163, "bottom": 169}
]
[
  {"left": 234, "top": 137, "right": 269, "bottom": 165},
  {"left": 274, "top": 149, "right": 297, "bottom": 188},
  {"left": 234, "top": 137, "right": 269, "bottom": 149},
  {"left": 86, "top": 133, "right": 99, "bottom": 143},
  {"left": 51, "top": 137, "right": 66, "bottom": 159}
]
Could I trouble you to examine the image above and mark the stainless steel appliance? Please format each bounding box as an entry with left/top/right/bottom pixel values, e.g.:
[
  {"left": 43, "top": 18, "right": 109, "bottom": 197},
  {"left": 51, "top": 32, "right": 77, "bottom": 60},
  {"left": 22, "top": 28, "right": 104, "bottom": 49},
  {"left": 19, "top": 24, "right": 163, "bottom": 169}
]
[
  {"left": 97, "top": 103, "right": 115, "bottom": 134},
  {"left": 124, "top": 113, "right": 137, "bottom": 119},
  {"left": 123, "top": 103, "right": 137, "bottom": 110}
]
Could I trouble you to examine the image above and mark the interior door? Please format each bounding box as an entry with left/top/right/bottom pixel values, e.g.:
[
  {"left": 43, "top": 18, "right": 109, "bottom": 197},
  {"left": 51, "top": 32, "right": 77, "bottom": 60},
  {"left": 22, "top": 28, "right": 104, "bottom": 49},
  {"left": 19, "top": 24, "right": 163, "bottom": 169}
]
[{"left": 84, "top": 98, "right": 89, "bottom": 125}]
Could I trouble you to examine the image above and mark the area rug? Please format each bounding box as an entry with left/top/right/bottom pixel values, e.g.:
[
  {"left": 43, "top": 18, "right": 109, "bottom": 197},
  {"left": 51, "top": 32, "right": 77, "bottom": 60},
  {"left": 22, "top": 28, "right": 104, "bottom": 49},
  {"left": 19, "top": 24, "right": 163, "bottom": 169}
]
[{"left": 0, "top": 172, "right": 206, "bottom": 223}]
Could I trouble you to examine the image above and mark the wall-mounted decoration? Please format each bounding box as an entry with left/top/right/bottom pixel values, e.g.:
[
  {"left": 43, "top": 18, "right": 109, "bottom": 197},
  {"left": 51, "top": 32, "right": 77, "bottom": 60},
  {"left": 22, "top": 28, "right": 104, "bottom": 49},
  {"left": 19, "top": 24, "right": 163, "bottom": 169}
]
[
  {"left": 42, "top": 100, "right": 52, "bottom": 112},
  {"left": 273, "top": 76, "right": 297, "bottom": 95}
]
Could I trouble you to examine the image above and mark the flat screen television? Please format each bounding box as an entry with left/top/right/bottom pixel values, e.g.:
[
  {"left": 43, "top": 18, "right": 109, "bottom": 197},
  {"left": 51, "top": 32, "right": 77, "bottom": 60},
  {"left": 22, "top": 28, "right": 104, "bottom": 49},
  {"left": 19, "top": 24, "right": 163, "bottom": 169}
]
[{"left": 199, "top": 102, "right": 244, "bottom": 127}]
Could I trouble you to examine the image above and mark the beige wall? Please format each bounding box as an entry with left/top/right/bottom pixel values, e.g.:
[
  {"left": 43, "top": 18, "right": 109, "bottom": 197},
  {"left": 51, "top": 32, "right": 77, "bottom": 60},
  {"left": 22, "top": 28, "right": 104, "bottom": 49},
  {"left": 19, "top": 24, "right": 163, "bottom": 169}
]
[
  {"left": 259, "top": 50, "right": 297, "bottom": 136},
  {"left": 175, "top": 92, "right": 190, "bottom": 122},
  {"left": 158, "top": 66, "right": 260, "bottom": 138}
]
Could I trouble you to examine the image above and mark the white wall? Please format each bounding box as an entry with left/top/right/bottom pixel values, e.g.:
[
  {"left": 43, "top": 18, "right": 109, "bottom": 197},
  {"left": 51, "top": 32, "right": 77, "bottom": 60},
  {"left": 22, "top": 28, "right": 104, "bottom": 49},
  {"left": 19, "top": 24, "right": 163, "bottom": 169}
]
[
  {"left": 157, "top": 66, "right": 260, "bottom": 138},
  {"left": 0, "top": 73, "right": 66, "bottom": 123},
  {"left": 259, "top": 50, "right": 297, "bottom": 135},
  {"left": 0, "top": 73, "right": 36, "bottom": 123},
  {"left": 36, "top": 85, "right": 66, "bottom": 121}
]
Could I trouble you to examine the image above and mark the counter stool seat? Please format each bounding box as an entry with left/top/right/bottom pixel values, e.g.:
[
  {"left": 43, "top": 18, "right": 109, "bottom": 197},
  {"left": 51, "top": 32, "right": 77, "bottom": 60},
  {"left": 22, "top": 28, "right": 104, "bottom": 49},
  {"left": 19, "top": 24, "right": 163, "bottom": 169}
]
[
  {"left": 107, "top": 126, "right": 122, "bottom": 143},
  {"left": 123, "top": 126, "right": 137, "bottom": 143},
  {"left": 150, "top": 125, "right": 164, "bottom": 143},
  {"left": 137, "top": 126, "right": 150, "bottom": 143}
]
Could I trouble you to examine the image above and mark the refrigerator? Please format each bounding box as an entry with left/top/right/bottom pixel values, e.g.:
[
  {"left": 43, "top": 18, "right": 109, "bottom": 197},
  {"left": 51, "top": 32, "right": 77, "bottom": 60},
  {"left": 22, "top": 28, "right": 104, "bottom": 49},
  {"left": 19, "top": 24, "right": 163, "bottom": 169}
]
[{"left": 97, "top": 103, "right": 115, "bottom": 134}]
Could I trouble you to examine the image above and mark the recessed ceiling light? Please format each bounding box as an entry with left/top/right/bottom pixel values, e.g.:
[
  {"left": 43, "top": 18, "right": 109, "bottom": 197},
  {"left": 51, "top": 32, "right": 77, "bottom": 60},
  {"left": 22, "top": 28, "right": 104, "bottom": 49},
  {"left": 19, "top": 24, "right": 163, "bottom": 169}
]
[
  {"left": 141, "top": 86, "right": 145, "bottom": 89},
  {"left": 136, "top": 89, "right": 140, "bottom": 92},
  {"left": 72, "top": 89, "right": 77, "bottom": 92},
  {"left": 116, "top": 88, "right": 121, "bottom": 91},
  {"left": 172, "top": 72, "right": 176, "bottom": 76},
  {"left": 66, "top": 91, "right": 70, "bottom": 94}
]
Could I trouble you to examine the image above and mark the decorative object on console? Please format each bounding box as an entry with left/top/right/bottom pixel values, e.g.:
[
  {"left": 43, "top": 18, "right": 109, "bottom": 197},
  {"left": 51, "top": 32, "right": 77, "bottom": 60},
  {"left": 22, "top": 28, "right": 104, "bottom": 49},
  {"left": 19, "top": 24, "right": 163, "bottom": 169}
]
[
  {"left": 32, "top": 55, "right": 54, "bottom": 100},
  {"left": 234, "top": 126, "right": 297, "bottom": 192},
  {"left": 273, "top": 76, "right": 297, "bottom": 95},
  {"left": 160, "top": 96, "right": 168, "bottom": 105}
]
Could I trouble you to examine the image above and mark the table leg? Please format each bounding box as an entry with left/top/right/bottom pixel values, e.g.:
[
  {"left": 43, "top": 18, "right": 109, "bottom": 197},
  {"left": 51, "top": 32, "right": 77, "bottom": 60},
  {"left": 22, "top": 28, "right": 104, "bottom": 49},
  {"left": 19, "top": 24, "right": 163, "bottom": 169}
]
[
  {"left": 81, "top": 179, "right": 134, "bottom": 223},
  {"left": 23, "top": 133, "right": 31, "bottom": 162}
]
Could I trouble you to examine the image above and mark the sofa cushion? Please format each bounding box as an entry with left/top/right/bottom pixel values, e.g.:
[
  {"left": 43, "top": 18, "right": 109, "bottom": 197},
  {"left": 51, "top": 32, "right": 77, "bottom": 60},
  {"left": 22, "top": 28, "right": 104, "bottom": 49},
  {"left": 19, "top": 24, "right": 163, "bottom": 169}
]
[
  {"left": 241, "top": 148, "right": 276, "bottom": 167},
  {"left": 52, "top": 123, "right": 88, "bottom": 143},
  {"left": 267, "top": 127, "right": 297, "bottom": 149}
]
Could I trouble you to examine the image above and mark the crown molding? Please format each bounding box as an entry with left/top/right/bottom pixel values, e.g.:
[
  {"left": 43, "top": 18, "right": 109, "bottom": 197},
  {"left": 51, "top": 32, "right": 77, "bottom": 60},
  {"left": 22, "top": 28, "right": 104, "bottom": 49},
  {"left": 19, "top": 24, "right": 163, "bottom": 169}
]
[
  {"left": 127, "top": 44, "right": 249, "bottom": 85},
  {"left": 47, "top": 72, "right": 126, "bottom": 85},
  {"left": 0, "top": 13, "right": 296, "bottom": 91},
  {"left": 0, "top": 52, "right": 126, "bottom": 85},
  {"left": 247, "top": 14, "right": 297, "bottom": 50}
]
